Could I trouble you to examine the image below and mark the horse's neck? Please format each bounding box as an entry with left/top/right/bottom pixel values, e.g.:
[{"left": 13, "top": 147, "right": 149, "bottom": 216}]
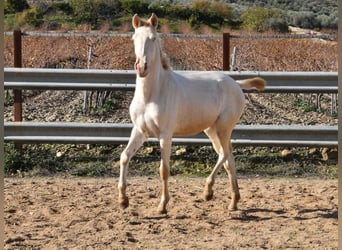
[{"left": 135, "top": 62, "right": 166, "bottom": 103}]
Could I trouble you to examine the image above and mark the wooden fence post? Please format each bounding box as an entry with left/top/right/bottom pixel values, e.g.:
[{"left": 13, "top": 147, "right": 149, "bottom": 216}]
[
  {"left": 222, "top": 32, "right": 230, "bottom": 71},
  {"left": 13, "top": 29, "right": 23, "bottom": 122}
]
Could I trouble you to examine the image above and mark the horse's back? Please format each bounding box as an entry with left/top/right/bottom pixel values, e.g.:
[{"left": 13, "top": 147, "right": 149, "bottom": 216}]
[
  {"left": 173, "top": 71, "right": 245, "bottom": 108},
  {"left": 176, "top": 71, "right": 242, "bottom": 93}
]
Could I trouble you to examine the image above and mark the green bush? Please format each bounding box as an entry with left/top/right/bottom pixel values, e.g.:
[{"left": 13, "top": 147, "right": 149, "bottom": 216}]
[
  {"left": 289, "top": 11, "right": 320, "bottom": 29},
  {"left": 317, "top": 14, "right": 338, "bottom": 29},
  {"left": 120, "top": 0, "right": 148, "bottom": 15},
  {"left": 15, "top": 7, "right": 43, "bottom": 27},
  {"left": 149, "top": 3, "right": 192, "bottom": 20},
  {"left": 70, "top": 0, "right": 122, "bottom": 27},
  {"left": 51, "top": 2, "right": 73, "bottom": 15},
  {"left": 5, "top": 145, "right": 33, "bottom": 174},
  {"left": 151, "top": 0, "right": 233, "bottom": 29},
  {"left": 241, "top": 7, "right": 288, "bottom": 32},
  {"left": 191, "top": 0, "right": 232, "bottom": 27},
  {"left": 5, "top": 0, "right": 29, "bottom": 14},
  {"left": 262, "top": 15, "right": 288, "bottom": 32}
]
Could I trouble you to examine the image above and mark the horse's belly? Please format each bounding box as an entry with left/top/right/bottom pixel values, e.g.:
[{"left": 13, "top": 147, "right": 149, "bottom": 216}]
[{"left": 173, "top": 113, "right": 217, "bottom": 136}]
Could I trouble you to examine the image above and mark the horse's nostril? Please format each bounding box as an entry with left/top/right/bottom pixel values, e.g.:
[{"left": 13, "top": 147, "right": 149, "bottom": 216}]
[{"left": 134, "top": 59, "right": 140, "bottom": 70}]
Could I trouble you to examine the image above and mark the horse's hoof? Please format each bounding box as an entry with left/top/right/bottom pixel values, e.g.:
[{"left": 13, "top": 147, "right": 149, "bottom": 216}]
[
  {"left": 157, "top": 208, "right": 168, "bottom": 215},
  {"left": 228, "top": 204, "right": 238, "bottom": 211},
  {"left": 119, "top": 196, "right": 129, "bottom": 209},
  {"left": 157, "top": 205, "right": 168, "bottom": 215},
  {"left": 204, "top": 194, "right": 213, "bottom": 201},
  {"left": 203, "top": 190, "right": 214, "bottom": 201}
]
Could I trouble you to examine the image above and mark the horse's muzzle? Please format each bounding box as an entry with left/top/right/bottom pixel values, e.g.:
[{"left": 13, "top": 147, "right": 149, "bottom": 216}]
[{"left": 135, "top": 59, "right": 148, "bottom": 77}]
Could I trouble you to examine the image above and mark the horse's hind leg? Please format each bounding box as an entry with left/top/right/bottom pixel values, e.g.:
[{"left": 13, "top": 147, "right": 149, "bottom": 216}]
[
  {"left": 203, "top": 127, "right": 226, "bottom": 201},
  {"left": 204, "top": 127, "right": 240, "bottom": 210},
  {"left": 224, "top": 142, "right": 240, "bottom": 211},
  {"left": 118, "top": 126, "right": 146, "bottom": 209}
]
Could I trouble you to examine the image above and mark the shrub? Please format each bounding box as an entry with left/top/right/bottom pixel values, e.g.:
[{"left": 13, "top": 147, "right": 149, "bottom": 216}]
[
  {"left": 241, "top": 7, "right": 288, "bottom": 32},
  {"left": 316, "top": 13, "right": 338, "bottom": 29},
  {"left": 188, "top": 0, "right": 233, "bottom": 29},
  {"left": 15, "top": 7, "right": 43, "bottom": 27},
  {"left": 5, "top": 0, "right": 29, "bottom": 14},
  {"left": 289, "top": 11, "right": 320, "bottom": 29},
  {"left": 149, "top": 3, "right": 192, "bottom": 20},
  {"left": 51, "top": 2, "right": 73, "bottom": 15},
  {"left": 120, "top": 0, "right": 149, "bottom": 15},
  {"left": 262, "top": 15, "right": 288, "bottom": 33},
  {"left": 71, "top": 0, "right": 122, "bottom": 27},
  {"left": 4, "top": 145, "right": 33, "bottom": 174}
]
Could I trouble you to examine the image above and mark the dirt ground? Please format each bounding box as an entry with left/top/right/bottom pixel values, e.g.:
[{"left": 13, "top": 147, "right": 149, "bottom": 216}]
[{"left": 4, "top": 176, "right": 338, "bottom": 249}]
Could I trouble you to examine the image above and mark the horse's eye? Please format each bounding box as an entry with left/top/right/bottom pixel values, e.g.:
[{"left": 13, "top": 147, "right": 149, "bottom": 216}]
[{"left": 151, "top": 37, "right": 156, "bottom": 42}]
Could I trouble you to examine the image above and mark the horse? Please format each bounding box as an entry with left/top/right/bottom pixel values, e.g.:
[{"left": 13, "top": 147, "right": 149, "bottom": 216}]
[{"left": 118, "top": 13, "right": 266, "bottom": 214}]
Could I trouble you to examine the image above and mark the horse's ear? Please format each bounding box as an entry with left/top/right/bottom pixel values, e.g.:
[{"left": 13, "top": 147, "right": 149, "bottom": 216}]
[
  {"left": 148, "top": 13, "right": 158, "bottom": 28},
  {"left": 132, "top": 14, "right": 141, "bottom": 29}
]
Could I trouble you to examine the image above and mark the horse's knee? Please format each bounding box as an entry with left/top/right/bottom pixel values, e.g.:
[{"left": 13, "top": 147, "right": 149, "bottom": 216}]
[{"left": 120, "top": 150, "right": 129, "bottom": 166}]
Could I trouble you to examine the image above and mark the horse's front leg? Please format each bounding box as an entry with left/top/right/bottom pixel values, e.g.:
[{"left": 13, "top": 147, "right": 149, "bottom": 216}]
[
  {"left": 157, "top": 136, "right": 172, "bottom": 214},
  {"left": 118, "top": 126, "right": 146, "bottom": 209}
]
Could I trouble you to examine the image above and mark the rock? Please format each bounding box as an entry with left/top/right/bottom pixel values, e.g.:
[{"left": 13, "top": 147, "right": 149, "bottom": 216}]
[
  {"left": 56, "top": 152, "right": 63, "bottom": 158},
  {"left": 175, "top": 147, "right": 187, "bottom": 156},
  {"left": 321, "top": 148, "right": 338, "bottom": 161},
  {"left": 308, "top": 148, "right": 319, "bottom": 155},
  {"left": 281, "top": 149, "right": 293, "bottom": 157},
  {"left": 145, "top": 146, "right": 155, "bottom": 155}
]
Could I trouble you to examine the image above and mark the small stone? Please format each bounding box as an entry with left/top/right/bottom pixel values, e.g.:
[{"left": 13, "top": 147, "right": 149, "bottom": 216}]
[
  {"left": 175, "top": 147, "right": 187, "bottom": 156},
  {"left": 281, "top": 149, "right": 293, "bottom": 157},
  {"left": 145, "top": 147, "right": 155, "bottom": 154},
  {"left": 308, "top": 148, "right": 318, "bottom": 155},
  {"left": 56, "top": 152, "right": 63, "bottom": 158},
  {"left": 321, "top": 148, "right": 338, "bottom": 161}
]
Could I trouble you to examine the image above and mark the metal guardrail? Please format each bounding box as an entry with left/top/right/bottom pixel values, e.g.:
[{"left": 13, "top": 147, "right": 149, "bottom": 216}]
[
  {"left": 4, "top": 122, "right": 338, "bottom": 147},
  {"left": 3, "top": 68, "right": 338, "bottom": 147},
  {"left": 4, "top": 68, "right": 338, "bottom": 93}
]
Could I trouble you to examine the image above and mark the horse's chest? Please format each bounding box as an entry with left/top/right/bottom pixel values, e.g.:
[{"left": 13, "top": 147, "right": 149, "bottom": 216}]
[{"left": 130, "top": 103, "right": 163, "bottom": 137}]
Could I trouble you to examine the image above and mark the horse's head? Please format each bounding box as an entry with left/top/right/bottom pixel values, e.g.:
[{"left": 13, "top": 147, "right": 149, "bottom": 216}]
[{"left": 132, "top": 13, "right": 159, "bottom": 78}]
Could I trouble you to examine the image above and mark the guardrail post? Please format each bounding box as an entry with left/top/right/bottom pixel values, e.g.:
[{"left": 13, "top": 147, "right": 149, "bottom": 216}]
[
  {"left": 13, "top": 29, "right": 23, "bottom": 122},
  {"left": 222, "top": 33, "right": 230, "bottom": 71},
  {"left": 13, "top": 29, "right": 23, "bottom": 151}
]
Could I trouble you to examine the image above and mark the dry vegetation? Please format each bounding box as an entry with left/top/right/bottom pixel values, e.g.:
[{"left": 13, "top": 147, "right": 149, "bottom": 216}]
[{"left": 4, "top": 34, "right": 338, "bottom": 71}]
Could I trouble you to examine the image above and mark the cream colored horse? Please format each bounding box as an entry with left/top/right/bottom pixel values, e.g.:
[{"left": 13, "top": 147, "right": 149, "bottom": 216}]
[{"left": 118, "top": 13, "right": 266, "bottom": 214}]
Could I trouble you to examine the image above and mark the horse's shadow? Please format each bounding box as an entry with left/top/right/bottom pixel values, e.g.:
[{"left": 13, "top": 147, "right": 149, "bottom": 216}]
[
  {"left": 231, "top": 208, "right": 337, "bottom": 221},
  {"left": 294, "top": 208, "right": 338, "bottom": 220},
  {"left": 230, "top": 208, "right": 285, "bottom": 221}
]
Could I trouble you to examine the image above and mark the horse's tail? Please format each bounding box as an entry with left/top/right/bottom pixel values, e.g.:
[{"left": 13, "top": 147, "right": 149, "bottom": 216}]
[{"left": 237, "top": 77, "right": 266, "bottom": 91}]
